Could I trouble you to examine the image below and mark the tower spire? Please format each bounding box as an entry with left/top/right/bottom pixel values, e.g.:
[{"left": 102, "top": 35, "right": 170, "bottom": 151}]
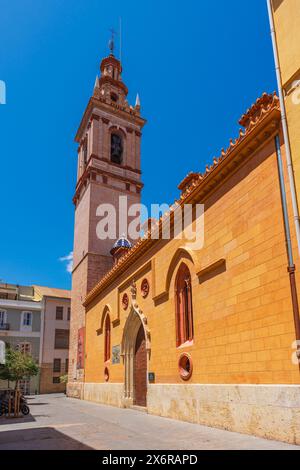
[
  {"left": 135, "top": 93, "right": 141, "bottom": 109},
  {"left": 94, "top": 75, "right": 99, "bottom": 90}
]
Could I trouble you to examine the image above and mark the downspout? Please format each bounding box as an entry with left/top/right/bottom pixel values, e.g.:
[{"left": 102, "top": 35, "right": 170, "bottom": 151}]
[
  {"left": 275, "top": 135, "right": 300, "bottom": 366},
  {"left": 38, "top": 296, "right": 46, "bottom": 393},
  {"left": 267, "top": 0, "right": 300, "bottom": 256}
]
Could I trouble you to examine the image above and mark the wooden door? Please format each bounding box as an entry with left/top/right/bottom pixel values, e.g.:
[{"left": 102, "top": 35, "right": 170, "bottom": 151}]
[{"left": 134, "top": 324, "right": 147, "bottom": 407}]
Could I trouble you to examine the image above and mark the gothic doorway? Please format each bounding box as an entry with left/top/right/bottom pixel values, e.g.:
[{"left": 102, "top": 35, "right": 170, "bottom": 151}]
[
  {"left": 122, "top": 306, "right": 150, "bottom": 408},
  {"left": 134, "top": 324, "right": 147, "bottom": 407}
]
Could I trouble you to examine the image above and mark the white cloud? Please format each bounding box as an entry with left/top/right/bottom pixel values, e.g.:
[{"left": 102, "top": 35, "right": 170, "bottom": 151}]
[{"left": 59, "top": 251, "right": 73, "bottom": 274}]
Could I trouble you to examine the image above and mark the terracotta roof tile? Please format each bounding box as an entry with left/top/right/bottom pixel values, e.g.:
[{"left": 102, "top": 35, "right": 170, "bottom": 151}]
[{"left": 33, "top": 285, "right": 71, "bottom": 300}]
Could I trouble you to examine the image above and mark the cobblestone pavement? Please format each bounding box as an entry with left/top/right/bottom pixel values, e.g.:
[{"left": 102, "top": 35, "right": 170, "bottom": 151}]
[{"left": 0, "top": 394, "right": 299, "bottom": 450}]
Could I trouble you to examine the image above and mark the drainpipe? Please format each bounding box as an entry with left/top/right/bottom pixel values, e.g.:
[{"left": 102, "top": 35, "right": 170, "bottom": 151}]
[
  {"left": 267, "top": 0, "right": 300, "bottom": 256},
  {"left": 38, "top": 296, "right": 46, "bottom": 394},
  {"left": 275, "top": 135, "right": 300, "bottom": 366}
]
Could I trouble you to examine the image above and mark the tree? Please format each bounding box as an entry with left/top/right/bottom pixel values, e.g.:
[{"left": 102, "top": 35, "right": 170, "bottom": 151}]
[{"left": 0, "top": 346, "right": 39, "bottom": 390}]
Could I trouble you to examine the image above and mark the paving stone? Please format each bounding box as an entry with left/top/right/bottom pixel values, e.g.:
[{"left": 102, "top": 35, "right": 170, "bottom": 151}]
[{"left": 0, "top": 394, "right": 299, "bottom": 450}]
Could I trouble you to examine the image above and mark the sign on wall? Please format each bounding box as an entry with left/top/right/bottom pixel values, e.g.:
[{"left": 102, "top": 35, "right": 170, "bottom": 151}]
[
  {"left": 112, "top": 345, "right": 121, "bottom": 364},
  {"left": 148, "top": 372, "right": 155, "bottom": 383}
]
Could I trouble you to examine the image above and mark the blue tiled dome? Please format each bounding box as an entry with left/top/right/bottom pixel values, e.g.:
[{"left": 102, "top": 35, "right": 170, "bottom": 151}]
[{"left": 113, "top": 235, "right": 132, "bottom": 250}]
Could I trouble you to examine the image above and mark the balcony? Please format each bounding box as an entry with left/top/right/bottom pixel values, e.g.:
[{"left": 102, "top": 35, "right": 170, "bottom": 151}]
[
  {"left": 0, "top": 323, "right": 10, "bottom": 331},
  {"left": 0, "top": 283, "right": 18, "bottom": 300}
]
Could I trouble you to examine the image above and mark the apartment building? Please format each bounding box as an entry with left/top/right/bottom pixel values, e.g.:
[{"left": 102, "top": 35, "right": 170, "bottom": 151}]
[
  {"left": 0, "top": 283, "right": 71, "bottom": 394},
  {"left": 0, "top": 284, "right": 42, "bottom": 394},
  {"left": 34, "top": 286, "right": 71, "bottom": 393}
]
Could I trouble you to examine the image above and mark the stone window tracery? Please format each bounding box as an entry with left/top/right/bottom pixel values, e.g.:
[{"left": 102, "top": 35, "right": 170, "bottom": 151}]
[
  {"left": 175, "top": 263, "right": 194, "bottom": 347},
  {"left": 104, "top": 314, "right": 111, "bottom": 362}
]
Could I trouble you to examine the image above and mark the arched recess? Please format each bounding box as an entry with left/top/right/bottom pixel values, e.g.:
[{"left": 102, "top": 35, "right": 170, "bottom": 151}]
[
  {"left": 174, "top": 262, "right": 194, "bottom": 347},
  {"left": 153, "top": 246, "right": 199, "bottom": 304},
  {"left": 109, "top": 126, "right": 127, "bottom": 165},
  {"left": 109, "top": 125, "right": 127, "bottom": 138},
  {"left": 97, "top": 304, "right": 112, "bottom": 336},
  {"left": 104, "top": 314, "right": 111, "bottom": 362},
  {"left": 121, "top": 304, "right": 151, "bottom": 407}
]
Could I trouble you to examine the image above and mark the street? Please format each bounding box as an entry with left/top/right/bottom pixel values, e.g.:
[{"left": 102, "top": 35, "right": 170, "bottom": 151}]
[{"left": 0, "top": 394, "right": 299, "bottom": 450}]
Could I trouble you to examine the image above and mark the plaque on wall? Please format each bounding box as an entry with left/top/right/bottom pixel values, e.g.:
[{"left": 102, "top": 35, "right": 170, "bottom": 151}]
[
  {"left": 148, "top": 372, "right": 155, "bottom": 383},
  {"left": 112, "top": 345, "right": 121, "bottom": 364}
]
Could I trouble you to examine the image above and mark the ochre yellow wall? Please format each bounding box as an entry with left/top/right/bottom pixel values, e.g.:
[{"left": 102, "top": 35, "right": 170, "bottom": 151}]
[
  {"left": 85, "top": 134, "right": 300, "bottom": 386},
  {"left": 273, "top": 0, "right": 300, "bottom": 205},
  {"left": 284, "top": 91, "right": 300, "bottom": 206},
  {"left": 272, "top": 0, "right": 300, "bottom": 85}
]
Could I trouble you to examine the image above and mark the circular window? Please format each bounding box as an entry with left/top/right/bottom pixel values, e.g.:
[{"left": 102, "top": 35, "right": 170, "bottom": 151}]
[
  {"left": 141, "top": 278, "right": 150, "bottom": 298},
  {"left": 122, "top": 293, "right": 129, "bottom": 310},
  {"left": 104, "top": 367, "right": 109, "bottom": 382},
  {"left": 178, "top": 353, "right": 193, "bottom": 381}
]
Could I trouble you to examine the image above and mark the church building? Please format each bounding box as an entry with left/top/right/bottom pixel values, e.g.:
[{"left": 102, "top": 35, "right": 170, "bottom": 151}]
[{"left": 68, "top": 2, "right": 300, "bottom": 445}]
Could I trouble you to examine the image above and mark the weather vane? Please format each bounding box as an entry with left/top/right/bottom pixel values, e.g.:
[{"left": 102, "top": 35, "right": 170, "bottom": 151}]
[{"left": 108, "top": 28, "right": 116, "bottom": 55}]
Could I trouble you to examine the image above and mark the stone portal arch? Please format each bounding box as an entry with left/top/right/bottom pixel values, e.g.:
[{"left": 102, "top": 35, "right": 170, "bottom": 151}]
[{"left": 121, "top": 304, "right": 150, "bottom": 407}]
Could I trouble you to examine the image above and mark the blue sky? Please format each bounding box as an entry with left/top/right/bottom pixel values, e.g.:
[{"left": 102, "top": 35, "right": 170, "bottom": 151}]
[{"left": 0, "top": 0, "right": 276, "bottom": 290}]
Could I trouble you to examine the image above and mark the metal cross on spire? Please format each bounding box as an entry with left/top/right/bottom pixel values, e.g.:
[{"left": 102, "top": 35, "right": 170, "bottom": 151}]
[{"left": 108, "top": 27, "right": 116, "bottom": 55}]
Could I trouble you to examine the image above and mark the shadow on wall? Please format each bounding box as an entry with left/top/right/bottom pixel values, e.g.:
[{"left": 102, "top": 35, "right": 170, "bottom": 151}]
[
  {"left": 272, "top": 0, "right": 284, "bottom": 11},
  {"left": 0, "top": 427, "right": 94, "bottom": 450}
]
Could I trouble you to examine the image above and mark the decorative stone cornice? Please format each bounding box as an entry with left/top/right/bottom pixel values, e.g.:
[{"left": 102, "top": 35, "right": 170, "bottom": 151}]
[
  {"left": 75, "top": 97, "right": 146, "bottom": 143},
  {"left": 99, "top": 75, "right": 128, "bottom": 95},
  {"left": 239, "top": 93, "right": 278, "bottom": 129},
  {"left": 100, "top": 55, "right": 122, "bottom": 74},
  {"left": 73, "top": 158, "right": 143, "bottom": 205},
  {"left": 178, "top": 172, "right": 202, "bottom": 193}
]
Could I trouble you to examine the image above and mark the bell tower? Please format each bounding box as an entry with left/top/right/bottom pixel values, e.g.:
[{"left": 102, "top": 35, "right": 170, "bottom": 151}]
[{"left": 68, "top": 41, "right": 146, "bottom": 398}]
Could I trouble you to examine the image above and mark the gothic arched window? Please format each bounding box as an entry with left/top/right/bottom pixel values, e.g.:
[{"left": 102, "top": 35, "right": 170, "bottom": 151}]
[
  {"left": 175, "top": 263, "right": 194, "bottom": 347},
  {"left": 104, "top": 314, "right": 111, "bottom": 362},
  {"left": 111, "top": 133, "right": 123, "bottom": 164}
]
